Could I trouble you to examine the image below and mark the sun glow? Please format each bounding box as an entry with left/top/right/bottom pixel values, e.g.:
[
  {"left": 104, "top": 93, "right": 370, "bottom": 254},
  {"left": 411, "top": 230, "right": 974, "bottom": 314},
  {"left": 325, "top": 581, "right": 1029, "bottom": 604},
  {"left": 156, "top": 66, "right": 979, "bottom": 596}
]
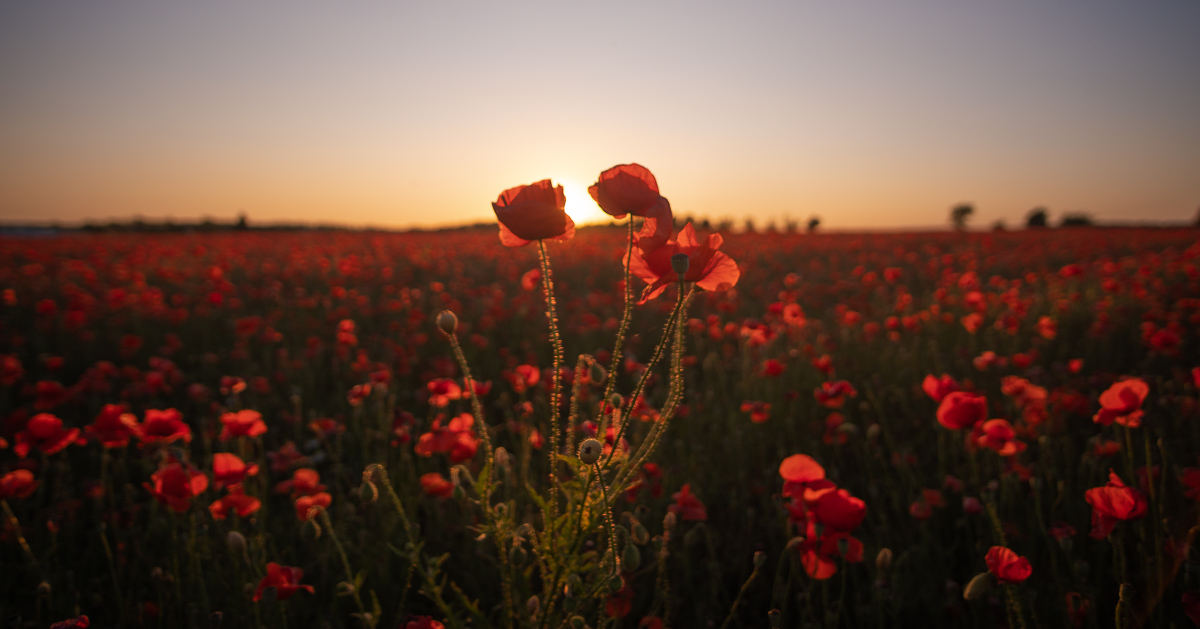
[{"left": 558, "top": 179, "right": 612, "bottom": 226}]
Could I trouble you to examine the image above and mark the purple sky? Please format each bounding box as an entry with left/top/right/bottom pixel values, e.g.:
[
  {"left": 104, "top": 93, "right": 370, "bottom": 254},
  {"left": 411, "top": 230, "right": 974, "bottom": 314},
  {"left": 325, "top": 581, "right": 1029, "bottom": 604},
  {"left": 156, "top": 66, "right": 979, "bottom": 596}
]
[{"left": 2, "top": 1, "right": 1198, "bottom": 229}]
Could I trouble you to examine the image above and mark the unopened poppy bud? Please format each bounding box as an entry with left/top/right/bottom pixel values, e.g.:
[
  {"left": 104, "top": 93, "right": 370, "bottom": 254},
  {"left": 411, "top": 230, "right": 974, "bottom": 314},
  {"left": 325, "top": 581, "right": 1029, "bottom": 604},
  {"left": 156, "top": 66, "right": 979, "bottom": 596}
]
[
  {"left": 963, "top": 572, "right": 994, "bottom": 600},
  {"left": 753, "top": 550, "right": 767, "bottom": 569},
  {"left": 527, "top": 595, "right": 540, "bottom": 617},
  {"left": 494, "top": 447, "right": 510, "bottom": 469},
  {"left": 436, "top": 310, "right": 458, "bottom": 335},
  {"left": 36, "top": 581, "right": 51, "bottom": 597},
  {"left": 227, "top": 531, "right": 247, "bottom": 556},
  {"left": 494, "top": 503, "right": 508, "bottom": 518},
  {"left": 301, "top": 517, "right": 322, "bottom": 540},
  {"left": 671, "top": 253, "right": 690, "bottom": 277},
  {"left": 606, "top": 573, "right": 624, "bottom": 593},
  {"left": 622, "top": 542, "right": 641, "bottom": 570},
  {"left": 866, "top": 424, "right": 881, "bottom": 441},
  {"left": 663, "top": 511, "right": 677, "bottom": 531},
  {"left": 630, "top": 520, "right": 649, "bottom": 545},
  {"left": 767, "top": 609, "right": 782, "bottom": 628},
  {"left": 569, "top": 616, "right": 586, "bottom": 629},
  {"left": 209, "top": 611, "right": 224, "bottom": 628},
  {"left": 336, "top": 581, "right": 356, "bottom": 596},
  {"left": 875, "top": 547, "right": 893, "bottom": 572},
  {"left": 578, "top": 438, "right": 603, "bottom": 465},
  {"left": 360, "top": 480, "right": 378, "bottom": 503},
  {"left": 589, "top": 362, "right": 607, "bottom": 385},
  {"left": 608, "top": 393, "right": 623, "bottom": 409}
]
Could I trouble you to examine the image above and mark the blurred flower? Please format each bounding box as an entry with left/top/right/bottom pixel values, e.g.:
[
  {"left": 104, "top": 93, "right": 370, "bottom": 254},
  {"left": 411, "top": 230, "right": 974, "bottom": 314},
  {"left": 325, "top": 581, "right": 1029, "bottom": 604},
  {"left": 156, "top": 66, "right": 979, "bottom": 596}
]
[
  {"left": 144, "top": 461, "right": 208, "bottom": 513},
  {"left": 85, "top": 404, "right": 137, "bottom": 449},
  {"left": 668, "top": 484, "right": 707, "bottom": 521},
  {"left": 922, "top": 374, "right": 959, "bottom": 403},
  {"left": 1093, "top": 378, "right": 1148, "bottom": 427},
  {"left": 219, "top": 409, "right": 267, "bottom": 440},
  {"left": 209, "top": 484, "right": 261, "bottom": 520},
  {"left": 626, "top": 223, "right": 739, "bottom": 303},
  {"left": 985, "top": 546, "right": 1031, "bottom": 584},
  {"left": 294, "top": 492, "right": 332, "bottom": 520},
  {"left": 0, "top": 469, "right": 37, "bottom": 500},
  {"left": 420, "top": 472, "right": 453, "bottom": 498},
  {"left": 13, "top": 413, "right": 79, "bottom": 457},
  {"left": 975, "top": 419, "right": 1026, "bottom": 456},
  {"left": 936, "top": 392, "right": 988, "bottom": 430},
  {"left": 252, "top": 563, "right": 314, "bottom": 602},
  {"left": 1085, "top": 470, "right": 1147, "bottom": 538},
  {"left": 129, "top": 409, "right": 192, "bottom": 446},
  {"left": 212, "top": 452, "right": 259, "bottom": 488}
]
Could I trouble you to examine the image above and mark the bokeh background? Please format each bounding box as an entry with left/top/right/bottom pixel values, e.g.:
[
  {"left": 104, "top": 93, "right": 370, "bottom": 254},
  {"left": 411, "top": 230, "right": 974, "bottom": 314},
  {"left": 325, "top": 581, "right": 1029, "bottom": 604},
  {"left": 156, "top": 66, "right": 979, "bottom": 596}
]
[{"left": 2, "top": 1, "right": 1198, "bottom": 230}]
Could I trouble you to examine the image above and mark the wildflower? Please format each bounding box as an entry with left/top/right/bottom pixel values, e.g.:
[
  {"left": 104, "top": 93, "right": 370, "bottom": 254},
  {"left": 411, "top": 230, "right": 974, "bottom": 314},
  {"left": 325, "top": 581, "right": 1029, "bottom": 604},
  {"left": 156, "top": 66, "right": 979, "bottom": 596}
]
[
  {"left": 425, "top": 379, "right": 463, "bottom": 407},
  {"left": 420, "top": 472, "right": 453, "bottom": 497},
  {"left": 975, "top": 419, "right": 1026, "bottom": 456},
  {"left": 492, "top": 179, "right": 575, "bottom": 246},
  {"left": 402, "top": 618, "right": 446, "bottom": 629},
  {"left": 740, "top": 401, "right": 771, "bottom": 423},
  {"left": 0, "top": 469, "right": 37, "bottom": 500},
  {"left": 936, "top": 392, "right": 987, "bottom": 430},
  {"left": 922, "top": 374, "right": 959, "bottom": 403},
  {"left": 144, "top": 461, "right": 208, "bottom": 513},
  {"left": 588, "top": 163, "right": 674, "bottom": 254},
  {"left": 779, "top": 454, "right": 826, "bottom": 498},
  {"left": 294, "top": 492, "right": 332, "bottom": 520},
  {"left": 49, "top": 617, "right": 89, "bottom": 629},
  {"left": 1180, "top": 467, "right": 1200, "bottom": 500},
  {"left": 212, "top": 452, "right": 259, "bottom": 487},
  {"left": 12, "top": 413, "right": 79, "bottom": 457},
  {"left": 414, "top": 413, "right": 480, "bottom": 463},
  {"left": 266, "top": 441, "right": 308, "bottom": 474},
  {"left": 626, "top": 223, "right": 739, "bottom": 303},
  {"left": 668, "top": 484, "right": 708, "bottom": 521},
  {"left": 1093, "top": 378, "right": 1149, "bottom": 427},
  {"left": 209, "top": 485, "right": 262, "bottom": 520},
  {"left": 814, "top": 380, "right": 857, "bottom": 408},
  {"left": 85, "top": 404, "right": 137, "bottom": 449},
  {"left": 761, "top": 359, "right": 785, "bottom": 377},
  {"left": 219, "top": 409, "right": 267, "bottom": 440},
  {"left": 985, "top": 546, "right": 1032, "bottom": 584},
  {"left": 276, "top": 468, "right": 327, "bottom": 497},
  {"left": 252, "top": 563, "right": 314, "bottom": 602},
  {"left": 1084, "top": 470, "right": 1148, "bottom": 538},
  {"left": 129, "top": 408, "right": 192, "bottom": 446}
]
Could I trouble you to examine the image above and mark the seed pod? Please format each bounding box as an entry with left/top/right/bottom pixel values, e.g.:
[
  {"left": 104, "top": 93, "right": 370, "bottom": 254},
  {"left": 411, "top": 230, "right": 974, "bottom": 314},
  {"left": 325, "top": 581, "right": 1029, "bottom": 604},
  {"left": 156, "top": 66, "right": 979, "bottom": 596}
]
[
  {"left": 671, "top": 253, "right": 690, "bottom": 277},
  {"left": 36, "top": 582, "right": 51, "bottom": 597},
  {"left": 876, "top": 548, "right": 893, "bottom": 572},
  {"left": 630, "top": 520, "right": 649, "bottom": 545},
  {"left": 606, "top": 573, "right": 624, "bottom": 594},
  {"left": 767, "top": 609, "right": 782, "bottom": 628},
  {"left": 622, "top": 542, "right": 641, "bottom": 571},
  {"left": 589, "top": 362, "right": 607, "bottom": 385},
  {"left": 526, "top": 595, "right": 540, "bottom": 617},
  {"left": 578, "top": 439, "right": 603, "bottom": 465},
  {"left": 569, "top": 616, "right": 586, "bottom": 629},
  {"left": 663, "top": 511, "right": 677, "bottom": 531},
  {"left": 608, "top": 393, "right": 623, "bottom": 409},
  {"left": 753, "top": 551, "right": 767, "bottom": 569},
  {"left": 436, "top": 310, "right": 458, "bottom": 335},
  {"left": 963, "top": 572, "right": 993, "bottom": 601},
  {"left": 227, "top": 531, "right": 247, "bottom": 556}
]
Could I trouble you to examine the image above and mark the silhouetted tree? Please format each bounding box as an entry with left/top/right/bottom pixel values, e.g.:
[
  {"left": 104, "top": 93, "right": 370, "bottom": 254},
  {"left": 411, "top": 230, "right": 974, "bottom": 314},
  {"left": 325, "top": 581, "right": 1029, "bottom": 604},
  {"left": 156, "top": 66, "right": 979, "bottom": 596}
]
[
  {"left": 807, "top": 216, "right": 821, "bottom": 233},
  {"left": 950, "top": 204, "right": 974, "bottom": 231},
  {"left": 1060, "top": 213, "right": 1093, "bottom": 227},
  {"left": 1026, "top": 207, "right": 1048, "bottom": 228},
  {"left": 992, "top": 220, "right": 1007, "bottom": 231},
  {"left": 743, "top": 218, "right": 757, "bottom": 233},
  {"left": 237, "top": 213, "right": 248, "bottom": 230},
  {"left": 1194, "top": 205, "right": 1200, "bottom": 227}
]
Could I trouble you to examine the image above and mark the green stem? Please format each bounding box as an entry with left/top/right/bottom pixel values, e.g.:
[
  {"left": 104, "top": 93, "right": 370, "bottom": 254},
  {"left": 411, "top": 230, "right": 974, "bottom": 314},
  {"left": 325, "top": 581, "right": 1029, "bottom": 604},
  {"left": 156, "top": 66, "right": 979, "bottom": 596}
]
[
  {"left": 537, "top": 240, "right": 565, "bottom": 564},
  {"left": 602, "top": 218, "right": 636, "bottom": 407},
  {"left": 1, "top": 499, "right": 37, "bottom": 568}
]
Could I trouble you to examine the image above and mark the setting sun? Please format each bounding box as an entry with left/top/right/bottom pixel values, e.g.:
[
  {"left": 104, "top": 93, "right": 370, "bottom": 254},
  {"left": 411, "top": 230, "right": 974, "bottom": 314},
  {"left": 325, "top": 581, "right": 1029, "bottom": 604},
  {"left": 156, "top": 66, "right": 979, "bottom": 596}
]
[{"left": 558, "top": 179, "right": 612, "bottom": 226}]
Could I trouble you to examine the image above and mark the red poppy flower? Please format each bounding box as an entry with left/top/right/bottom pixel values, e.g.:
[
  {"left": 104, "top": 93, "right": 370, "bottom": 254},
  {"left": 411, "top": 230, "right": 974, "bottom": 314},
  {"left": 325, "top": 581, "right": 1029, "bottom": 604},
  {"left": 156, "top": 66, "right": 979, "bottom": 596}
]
[
  {"left": 809, "top": 487, "right": 866, "bottom": 531},
  {"left": 814, "top": 381, "right": 857, "bottom": 408},
  {"left": 275, "top": 468, "right": 327, "bottom": 497},
  {"left": 975, "top": 419, "right": 1027, "bottom": 456},
  {"left": 492, "top": 179, "right": 575, "bottom": 247},
  {"left": 219, "top": 410, "right": 267, "bottom": 440},
  {"left": 668, "top": 484, "right": 708, "bottom": 521},
  {"left": 1093, "top": 378, "right": 1149, "bottom": 427},
  {"left": 84, "top": 404, "right": 137, "bottom": 449},
  {"left": 425, "top": 379, "right": 463, "bottom": 407},
  {"left": 130, "top": 408, "right": 192, "bottom": 446},
  {"left": 588, "top": 164, "right": 662, "bottom": 219},
  {"left": 209, "top": 484, "right": 262, "bottom": 520},
  {"left": 252, "top": 563, "right": 314, "bottom": 602},
  {"left": 922, "top": 374, "right": 959, "bottom": 403},
  {"left": 49, "top": 616, "right": 89, "bottom": 629},
  {"left": 402, "top": 617, "right": 446, "bottom": 629},
  {"left": 144, "top": 461, "right": 208, "bottom": 513},
  {"left": 12, "top": 413, "right": 80, "bottom": 457},
  {"left": 740, "top": 401, "right": 771, "bottom": 423},
  {"left": 1181, "top": 467, "right": 1200, "bottom": 501},
  {"left": 779, "top": 454, "right": 826, "bottom": 498},
  {"left": 420, "top": 472, "right": 453, "bottom": 498},
  {"left": 985, "top": 546, "right": 1032, "bottom": 584},
  {"left": 936, "top": 392, "right": 988, "bottom": 430},
  {"left": 267, "top": 441, "right": 308, "bottom": 474},
  {"left": 212, "top": 452, "right": 259, "bottom": 487},
  {"left": 0, "top": 469, "right": 38, "bottom": 500},
  {"left": 414, "top": 413, "right": 480, "bottom": 463},
  {"left": 1084, "top": 470, "right": 1148, "bottom": 539},
  {"left": 294, "top": 492, "right": 332, "bottom": 520},
  {"left": 626, "top": 223, "right": 739, "bottom": 304}
]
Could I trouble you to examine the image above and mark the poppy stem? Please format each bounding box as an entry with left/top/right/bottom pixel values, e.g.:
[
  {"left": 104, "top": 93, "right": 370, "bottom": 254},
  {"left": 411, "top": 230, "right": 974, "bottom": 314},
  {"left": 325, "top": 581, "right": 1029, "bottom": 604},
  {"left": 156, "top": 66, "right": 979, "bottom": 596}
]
[
  {"left": 719, "top": 557, "right": 763, "bottom": 629},
  {"left": 442, "top": 329, "right": 496, "bottom": 503},
  {"left": 315, "top": 506, "right": 375, "bottom": 628},
  {"left": 1, "top": 499, "right": 37, "bottom": 568},
  {"left": 593, "top": 462, "right": 620, "bottom": 575},
  {"left": 601, "top": 218, "right": 635, "bottom": 409},
  {"left": 537, "top": 239, "right": 565, "bottom": 565}
]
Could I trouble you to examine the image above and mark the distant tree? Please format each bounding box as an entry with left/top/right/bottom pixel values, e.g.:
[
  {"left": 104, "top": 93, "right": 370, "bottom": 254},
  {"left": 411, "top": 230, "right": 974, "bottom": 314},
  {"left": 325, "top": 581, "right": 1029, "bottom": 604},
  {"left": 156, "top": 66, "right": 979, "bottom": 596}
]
[
  {"left": 807, "top": 216, "right": 821, "bottom": 233},
  {"left": 715, "top": 218, "right": 734, "bottom": 233},
  {"left": 698, "top": 218, "right": 712, "bottom": 230},
  {"left": 950, "top": 204, "right": 974, "bottom": 231},
  {"left": 1026, "top": 207, "right": 1048, "bottom": 228},
  {"left": 992, "top": 220, "right": 1007, "bottom": 231},
  {"left": 1194, "top": 205, "right": 1200, "bottom": 227},
  {"left": 1060, "top": 212, "right": 1094, "bottom": 227},
  {"left": 743, "top": 218, "right": 757, "bottom": 234},
  {"left": 237, "top": 213, "right": 248, "bottom": 230},
  {"left": 783, "top": 216, "right": 799, "bottom": 233}
]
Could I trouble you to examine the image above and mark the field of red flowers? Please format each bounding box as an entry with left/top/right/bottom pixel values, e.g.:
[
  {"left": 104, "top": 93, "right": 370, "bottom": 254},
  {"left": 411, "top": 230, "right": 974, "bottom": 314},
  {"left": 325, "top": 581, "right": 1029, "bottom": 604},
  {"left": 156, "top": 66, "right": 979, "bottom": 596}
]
[{"left": 2, "top": 181, "right": 1200, "bottom": 628}]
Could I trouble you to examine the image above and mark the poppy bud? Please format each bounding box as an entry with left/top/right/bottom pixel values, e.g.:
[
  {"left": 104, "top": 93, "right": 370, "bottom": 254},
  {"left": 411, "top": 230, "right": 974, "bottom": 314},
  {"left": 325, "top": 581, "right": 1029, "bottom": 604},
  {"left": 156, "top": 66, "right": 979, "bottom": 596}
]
[
  {"left": 663, "top": 511, "right": 677, "bottom": 531},
  {"left": 227, "top": 531, "right": 247, "bottom": 556},
  {"left": 527, "top": 595, "right": 540, "bottom": 617},
  {"left": 360, "top": 480, "right": 378, "bottom": 504},
  {"left": 578, "top": 438, "right": 603, "bottom": 465},
  {"left": 336, "top": 581, "right": 356, "bottom": 596},
  {"left": 963, "top": 572, "right": 993, "bottom": 600},
  {"left": 606, "top": 573, "right": 624, "bottom": 594},
  {"left": 753, "top": 550, "right": 767, "bottom": 569},
  {"left": 866, "top": 424, "right": 881, "bottom": 441},
  {"left": 608, "top": 393, "right": 623, "bottom": 409},
  {"left": 209, "top": 611, "right": 224, "bottom": 628},
  {"left": 768, "top": 609, "right": 782, "bottom": 628},
  {"left": 437, "top": 310, "right": 458, "bottom": 336},
  {"left": 671, "top": 253, "right": 690, "bottom": 277},
  {"left": 589, "top": 362, "right": 607, "bottom": 385},
  {"left": 569, "top": 616, "right": 586, "bottom": 629},
  {"left": 622, "top": 542, "right": 641, "bottom": 570},
  {"left": 301, "top": 517, "right": 322, "bottom": 540},
  {"left": 630, "top": 520, "right": 649, "bottom": 545},
  {"left": 494, "top": 503, "right": 508, "bottom": 518},
  {"left": 876, "top": 547, "right": 893, "bottom": 572},
  {"left": 37, "top": 582, "right": 51, "bottom": 597}
]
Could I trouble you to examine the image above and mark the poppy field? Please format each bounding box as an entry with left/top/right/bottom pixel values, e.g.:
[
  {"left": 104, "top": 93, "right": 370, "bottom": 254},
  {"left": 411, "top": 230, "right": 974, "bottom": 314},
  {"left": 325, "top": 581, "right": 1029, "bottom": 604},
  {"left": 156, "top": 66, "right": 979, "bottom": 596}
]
[{"left": 2, "top": 167, "right": 1200, "bottom": 629}]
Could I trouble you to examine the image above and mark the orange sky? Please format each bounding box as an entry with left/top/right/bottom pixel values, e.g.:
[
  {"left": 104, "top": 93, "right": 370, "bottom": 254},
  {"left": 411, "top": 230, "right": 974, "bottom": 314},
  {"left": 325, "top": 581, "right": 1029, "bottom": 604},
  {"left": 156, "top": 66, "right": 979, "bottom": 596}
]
[{"left": 2, "top": 2, "right": 1198, "bottom": 230}]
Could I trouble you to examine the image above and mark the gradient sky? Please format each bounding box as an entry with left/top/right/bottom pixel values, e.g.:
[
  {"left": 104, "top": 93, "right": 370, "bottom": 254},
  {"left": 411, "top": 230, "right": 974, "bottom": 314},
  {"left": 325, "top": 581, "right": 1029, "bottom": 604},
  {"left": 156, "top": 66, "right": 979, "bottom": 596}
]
[{"left": 2, "top": 1, "right": 1198, "bottom": 230}]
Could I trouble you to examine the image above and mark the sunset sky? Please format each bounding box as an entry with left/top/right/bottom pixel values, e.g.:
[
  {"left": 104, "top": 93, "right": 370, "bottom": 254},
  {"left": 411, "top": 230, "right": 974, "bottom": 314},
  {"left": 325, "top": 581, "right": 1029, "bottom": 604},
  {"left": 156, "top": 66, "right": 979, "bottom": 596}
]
[{"left": 2, "top": 1, "right": 1198, "bottom": 230}]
